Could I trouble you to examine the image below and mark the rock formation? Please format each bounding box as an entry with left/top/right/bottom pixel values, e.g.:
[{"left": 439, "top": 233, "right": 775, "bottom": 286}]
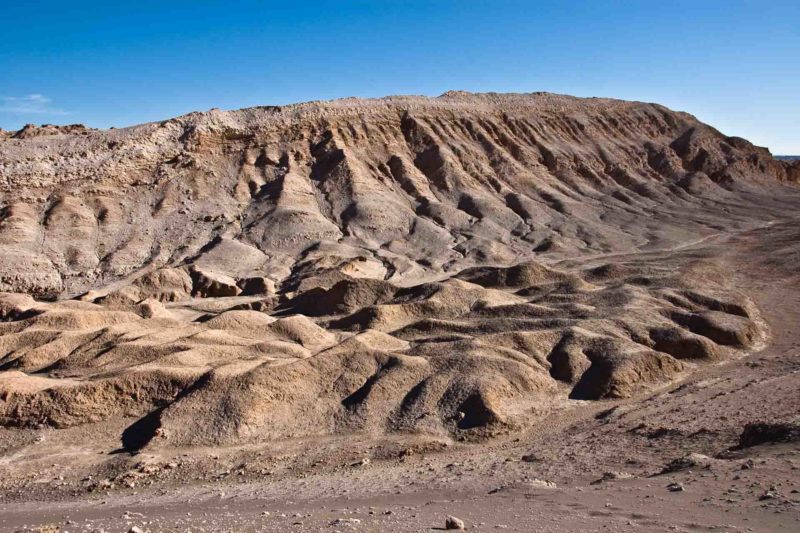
[{"left": 0, "top": 91, "right": 798, "bottom": 449}]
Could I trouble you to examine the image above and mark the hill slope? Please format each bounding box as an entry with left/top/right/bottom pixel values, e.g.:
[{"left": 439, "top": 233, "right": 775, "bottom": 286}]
[
  {"left": 1, "top": 91, "right": 797, "bottom": 298},
  {"left": 0, "top": 91, "right": 799, "bottom": 451}
]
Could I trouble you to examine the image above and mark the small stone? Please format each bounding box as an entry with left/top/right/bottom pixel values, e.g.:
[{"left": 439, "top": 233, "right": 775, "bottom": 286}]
[
  {"left": 527, "top": 478, "right": 557, "bottom": 489},
  {"left": 661, "top": 453, "right": 712, "bottom": 474},
  {"left": 128, "top": 527, "right": 144, "bottom": 533},
  {"left": 445, "top": 515, "right": 466, "bottom": 530},
  {"left": 331, "top": 518, "right": 361, "bottom": 527},
  {"left": 759, "top": 490, "right": 779, "bottom": 500},
  {"left": 667, "top": 482, "right": 685, "bottom": 492},
  {"left": 592, "top": 471, "right": 634, "bottom": 484}
]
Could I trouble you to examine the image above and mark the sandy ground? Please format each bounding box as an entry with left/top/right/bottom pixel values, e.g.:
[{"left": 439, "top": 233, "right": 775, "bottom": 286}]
[{"left": 1, "top": 218, "right": 798, "bottom": 533}]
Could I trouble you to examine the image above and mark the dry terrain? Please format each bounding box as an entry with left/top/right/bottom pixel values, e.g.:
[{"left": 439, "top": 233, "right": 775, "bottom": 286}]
[{"left": 0, "top": 92, "right": 798, "bottom": 532}]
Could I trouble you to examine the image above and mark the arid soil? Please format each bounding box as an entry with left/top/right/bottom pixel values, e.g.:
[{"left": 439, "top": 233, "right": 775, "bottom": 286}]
[{"left": 0, "top": 92, "right": 799, "bottom": 531}]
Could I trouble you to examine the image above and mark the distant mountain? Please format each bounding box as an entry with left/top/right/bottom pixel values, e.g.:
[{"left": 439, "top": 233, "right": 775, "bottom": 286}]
[{"left": 776, "top": 155, "right": 800, "bottom": 161}]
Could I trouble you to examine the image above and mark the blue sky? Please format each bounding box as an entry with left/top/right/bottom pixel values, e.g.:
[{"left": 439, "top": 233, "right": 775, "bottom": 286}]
[{"left": 1, "top": 1, "right": 798, "bottom": 153}]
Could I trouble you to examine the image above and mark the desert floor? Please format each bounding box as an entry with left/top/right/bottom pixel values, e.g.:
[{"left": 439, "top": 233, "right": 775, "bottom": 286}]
[{"left": 1, "top": 218, "right": 799, "bottom": 533}]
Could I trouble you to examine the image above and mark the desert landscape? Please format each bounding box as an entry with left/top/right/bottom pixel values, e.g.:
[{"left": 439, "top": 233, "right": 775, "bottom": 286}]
[{"left": 0, "top": 91, "right": 799, "bottom": 532}]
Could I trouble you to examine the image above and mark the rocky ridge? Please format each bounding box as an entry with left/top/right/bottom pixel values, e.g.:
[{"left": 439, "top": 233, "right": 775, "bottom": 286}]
[{"left": 0, "top": 91, "right": 798, "bottom": 450}]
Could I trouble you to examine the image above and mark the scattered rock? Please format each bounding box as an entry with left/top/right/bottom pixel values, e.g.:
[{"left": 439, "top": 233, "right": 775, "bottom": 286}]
[
  {"left": 445, "top": 515, "right": 466, "bottom": 530},
  {"left": 592, "top": 471, "right": 635, "bottom": 484},
  {"left": 526, "top": 479, "right": 557, "bottom": 489},
  {"left": 759, "top": 489, "right": 780, "bottom": 501},
  {"left": 666, "top": 482, "right": 685, "bottom": 492},
  {"left": 331, "top": 518, "right": 362, "bottom": 527},
  {"left": 660, "top": 453, "right": 713, "bottom": 474},
  {"left": 738, "top": 420, "right": 800, "bottom": 448}
]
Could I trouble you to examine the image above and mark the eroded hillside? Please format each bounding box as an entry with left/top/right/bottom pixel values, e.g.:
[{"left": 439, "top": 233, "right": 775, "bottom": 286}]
[
  {"left": 0, "top": 91, "right": 799, "bottom": 451},
  {"left": 1, "top": 91, "right": 797, "bottom": 298}
]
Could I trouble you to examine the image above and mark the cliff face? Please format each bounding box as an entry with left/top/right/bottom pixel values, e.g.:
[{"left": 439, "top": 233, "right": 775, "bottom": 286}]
[{"left": 0, "top": 91, "right": 796, "bottom": 298}]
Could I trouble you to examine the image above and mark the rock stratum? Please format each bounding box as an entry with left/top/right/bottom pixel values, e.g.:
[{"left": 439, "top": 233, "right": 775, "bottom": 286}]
[{"left": 1, "top": 91, "right": 798, "bottom": 451}]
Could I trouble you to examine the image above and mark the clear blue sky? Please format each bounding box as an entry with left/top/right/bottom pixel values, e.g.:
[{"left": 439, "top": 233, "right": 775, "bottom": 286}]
[{"left": 1, "top": 1, "right": 798, "bottom": 153}]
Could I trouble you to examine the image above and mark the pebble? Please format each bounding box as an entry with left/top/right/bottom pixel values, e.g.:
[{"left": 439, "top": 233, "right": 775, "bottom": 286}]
[
  {"left": 667, "top": 482, "right": 685, "bottom": 492},
  {"left": 331, "top": 518, "right": 362, "bottom": 527}
]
